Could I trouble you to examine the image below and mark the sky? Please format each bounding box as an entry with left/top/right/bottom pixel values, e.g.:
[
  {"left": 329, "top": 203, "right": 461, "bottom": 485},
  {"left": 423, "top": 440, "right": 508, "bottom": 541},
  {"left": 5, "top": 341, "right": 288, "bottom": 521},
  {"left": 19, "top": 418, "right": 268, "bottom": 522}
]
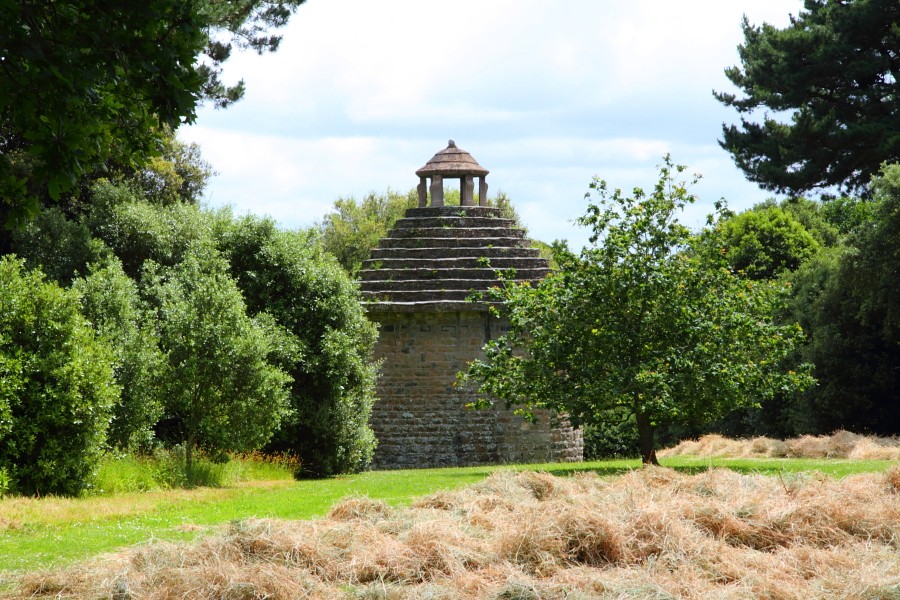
[{"left": 181, "top": 0, "right": 805, "bottom": 250}]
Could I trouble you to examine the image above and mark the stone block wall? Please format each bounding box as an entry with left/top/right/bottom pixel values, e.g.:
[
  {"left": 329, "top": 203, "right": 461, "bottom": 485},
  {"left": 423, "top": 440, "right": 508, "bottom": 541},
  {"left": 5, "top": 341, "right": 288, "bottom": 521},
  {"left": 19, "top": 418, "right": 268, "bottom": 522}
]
[{"left": 368, "top": 309, "right": 583, "bottom": 469}]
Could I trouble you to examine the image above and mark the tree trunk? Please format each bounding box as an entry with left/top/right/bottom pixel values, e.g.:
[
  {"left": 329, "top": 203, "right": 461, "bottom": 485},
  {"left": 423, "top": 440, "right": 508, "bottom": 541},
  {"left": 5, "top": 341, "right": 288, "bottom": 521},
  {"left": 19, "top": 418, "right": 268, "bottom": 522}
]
[{"left": 636, "top": 412, "right": 659, "bottom": 465}]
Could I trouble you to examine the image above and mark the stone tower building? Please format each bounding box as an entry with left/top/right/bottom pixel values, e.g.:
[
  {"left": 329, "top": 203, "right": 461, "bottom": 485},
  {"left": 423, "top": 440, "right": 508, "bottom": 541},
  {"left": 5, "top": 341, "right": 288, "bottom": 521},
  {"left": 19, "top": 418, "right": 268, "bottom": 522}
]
[{"left": 360, "top": 140, "right": 583, "bottom": 469}]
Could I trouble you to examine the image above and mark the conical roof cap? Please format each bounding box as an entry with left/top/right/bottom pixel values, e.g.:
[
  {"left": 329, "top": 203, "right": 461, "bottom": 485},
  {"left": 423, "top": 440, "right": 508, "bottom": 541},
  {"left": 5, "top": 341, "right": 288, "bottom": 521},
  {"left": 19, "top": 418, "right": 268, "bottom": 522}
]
[{"left": 416, "top": 140, "right": 489, "bottom": 177}]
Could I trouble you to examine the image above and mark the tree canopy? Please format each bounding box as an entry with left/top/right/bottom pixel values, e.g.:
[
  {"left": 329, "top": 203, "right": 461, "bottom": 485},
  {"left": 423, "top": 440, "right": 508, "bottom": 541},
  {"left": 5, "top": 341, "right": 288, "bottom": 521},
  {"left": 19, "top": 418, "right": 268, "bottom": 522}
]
[
  {"left": 786, "top": 164, "right": 900, "bottom": 435},
  {"left": 464, "top": 157, "right": 813, "bottom": 464},
  {"left": 7, "top": 166, "right": 380, "bottom": 482},
  {"left": 718, "top": 204, "right": 821, "bottom": 280},
  {"left": 716, "top": 0, "right": 900, "bottom": 195},
  {"left": 0, "top": 0, "right": 304, "bottom": 226}
]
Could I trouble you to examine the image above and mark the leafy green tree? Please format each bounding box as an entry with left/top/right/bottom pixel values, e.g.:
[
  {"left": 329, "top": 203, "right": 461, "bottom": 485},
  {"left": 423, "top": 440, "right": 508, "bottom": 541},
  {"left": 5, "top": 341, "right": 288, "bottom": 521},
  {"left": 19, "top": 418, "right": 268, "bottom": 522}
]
[
  {"left": 776, "top": 197, "right": 841, "bottom": 248},
  {"left": 318, "top": 189, "right": 418, "bottom": 276},
  {"left": 8, "top": 206, "right": 110, "bottom": 285},
  {"left": 129, "top": 129, "right": 214, "bottom": 207},
  {"left": 0, "top": 0, "right": 305, "bottom": 226},
  {"left": 719, "top": 205, "right": 821, "bottom": 279},
  {"left": 716, "top": 0, "right": 900, "bottom": 195},
  {"left": 86, "top": 182, "right": 233, "bottom": 278},
  {"left": 464, "top": 157, "right": 813, "bottom": 464},
  {"left": 144, "top": 245, "right": 292, "bottom": 470},
  {"left": 73, "top": 258, "right": 166, "bottom": 450},
  {"left": 0, "top": 257, "right": 118, "bottom": 495},
  {"left": 6, "top": 174, "right": 381, "bottom": 475},
  {"left": 220, "top": 216, "right": 379, "bottom": 476},
  {"left": 787, "top": 164, "right": 900, "bottom": 435}
]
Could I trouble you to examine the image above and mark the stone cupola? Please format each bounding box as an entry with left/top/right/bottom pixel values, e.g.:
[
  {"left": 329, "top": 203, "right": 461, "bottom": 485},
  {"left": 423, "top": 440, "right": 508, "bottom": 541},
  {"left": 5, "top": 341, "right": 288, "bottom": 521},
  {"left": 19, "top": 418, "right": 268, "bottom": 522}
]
[
  {"left": 359, "top": 140, "right": 549, "bottom": 311},
  {"left": 415, "top": 139, "right": 489, "bottom": 208}
]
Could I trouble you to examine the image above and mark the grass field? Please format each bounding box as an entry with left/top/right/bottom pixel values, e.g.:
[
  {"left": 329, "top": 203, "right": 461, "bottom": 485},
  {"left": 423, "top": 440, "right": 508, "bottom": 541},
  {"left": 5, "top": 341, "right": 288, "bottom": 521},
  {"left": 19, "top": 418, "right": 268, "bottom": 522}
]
[
  {"left": 5, "top": 462, "right": 898, "bottom": 599},
  {"left": 1, "top": 455, "right": 895, "bottom": 585}
]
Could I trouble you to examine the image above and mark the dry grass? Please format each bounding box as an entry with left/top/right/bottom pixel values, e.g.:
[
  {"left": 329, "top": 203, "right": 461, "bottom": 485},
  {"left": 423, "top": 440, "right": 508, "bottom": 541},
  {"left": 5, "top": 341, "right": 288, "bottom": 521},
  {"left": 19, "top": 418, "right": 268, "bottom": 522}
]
[
  {"left": 0, "top": 480, "right": 293, "bottom": 532},
  {"left": 660, "top": 430, "right": 900, "bottom": 460},
  {"left": 5, "top": 466, "right": 899, "bottom": 599}
]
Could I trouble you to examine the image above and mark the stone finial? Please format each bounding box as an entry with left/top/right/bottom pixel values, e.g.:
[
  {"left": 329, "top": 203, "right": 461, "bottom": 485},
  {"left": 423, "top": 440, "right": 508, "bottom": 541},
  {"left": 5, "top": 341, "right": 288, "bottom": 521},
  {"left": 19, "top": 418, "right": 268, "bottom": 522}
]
[{"left": 416, "top": 140, "right": 489, "bottom": 207}]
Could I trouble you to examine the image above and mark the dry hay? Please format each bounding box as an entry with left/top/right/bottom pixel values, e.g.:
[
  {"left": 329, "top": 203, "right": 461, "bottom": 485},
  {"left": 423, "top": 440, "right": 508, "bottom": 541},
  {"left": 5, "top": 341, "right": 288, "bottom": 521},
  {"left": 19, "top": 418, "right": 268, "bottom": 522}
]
[
  {"left": 5, "top": 467, "right": 900, "bottom": 599},
  {"left": 660, "top": 430, "right": 900, "bottom": 460}
]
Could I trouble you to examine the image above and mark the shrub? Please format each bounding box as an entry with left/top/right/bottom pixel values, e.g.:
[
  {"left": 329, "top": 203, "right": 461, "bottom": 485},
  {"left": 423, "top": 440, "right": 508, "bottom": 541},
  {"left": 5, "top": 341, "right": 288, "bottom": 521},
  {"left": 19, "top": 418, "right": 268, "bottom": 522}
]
[
  {"left": 219, "top": 216, "right": 379, "bottom": 477},
  {"left": 0, "top": 257, "right": 118, "bottom": 495},
  {"left": 73, "top": 258, "right": 165, "bottom": 450}
]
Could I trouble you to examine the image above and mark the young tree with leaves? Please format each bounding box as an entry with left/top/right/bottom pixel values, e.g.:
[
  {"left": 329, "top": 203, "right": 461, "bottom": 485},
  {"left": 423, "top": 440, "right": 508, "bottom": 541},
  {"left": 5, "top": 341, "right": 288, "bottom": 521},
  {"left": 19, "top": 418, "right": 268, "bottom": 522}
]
[
  {"left": 145, "top": 246, "right": 292, "bottom": 471},
  {"left": 73, "top": 258, "right": 166, "bottom": 451},
  {"left": 464, "top": 157, "right": 813, "bottom": 464},
  {"left": 716, "top": 0, "right": 900, "bottom": 195},
  {"left": 317, "top": 189, "right": 419, "bottom": 276}
]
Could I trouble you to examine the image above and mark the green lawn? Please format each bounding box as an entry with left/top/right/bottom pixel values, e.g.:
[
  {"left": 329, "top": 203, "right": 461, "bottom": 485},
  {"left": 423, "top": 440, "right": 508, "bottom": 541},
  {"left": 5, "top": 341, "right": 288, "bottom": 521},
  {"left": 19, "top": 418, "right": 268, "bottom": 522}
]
[{"left": 0, "top": 457, "right": 894, "bottom": 583}]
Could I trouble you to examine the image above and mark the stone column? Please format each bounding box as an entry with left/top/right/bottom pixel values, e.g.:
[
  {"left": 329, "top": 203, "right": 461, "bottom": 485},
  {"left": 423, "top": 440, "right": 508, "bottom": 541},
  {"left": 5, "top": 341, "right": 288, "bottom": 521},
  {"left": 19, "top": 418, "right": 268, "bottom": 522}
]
[
  {"left": 417, "top": 177, "right": 427, "bottom": 207},
  {"left": 479, "top": 177, "right": 488, "bottom": 207},
  {"left": 430, "top": 175, "right": 444, "bottom": 207},
  {"left": 462, "top": 175, "right": 474, "bottom": 206}
]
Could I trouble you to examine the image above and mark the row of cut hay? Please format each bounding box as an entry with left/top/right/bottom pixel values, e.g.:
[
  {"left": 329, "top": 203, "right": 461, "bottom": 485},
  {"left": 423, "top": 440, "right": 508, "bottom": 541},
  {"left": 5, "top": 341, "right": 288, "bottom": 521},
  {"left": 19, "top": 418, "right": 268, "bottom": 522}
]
[
  {"left": 9, "top": 466, "right": 899, "bottom": 599},
  {"left": 660, "top": 430, "right": 900, "bottom": 460}
]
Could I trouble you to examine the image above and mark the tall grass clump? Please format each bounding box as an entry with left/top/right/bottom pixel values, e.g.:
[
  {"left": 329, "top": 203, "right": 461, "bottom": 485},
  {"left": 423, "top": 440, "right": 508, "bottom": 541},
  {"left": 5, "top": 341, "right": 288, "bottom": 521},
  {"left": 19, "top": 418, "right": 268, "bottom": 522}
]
[
  {"left": 226, "top": 452, "right": 301, "bottom": 483},
  {"left": 0, "top": 467, "right": 10, "bottom": 498},
  {"left": 91, "top": 454, "right": 161, "bottom": 494},
  {"left": 11, "top": 467, "right": 899, "bottom": 598},
  {"left": 88, "top": 449, "right": 299, "bottom": 496}
]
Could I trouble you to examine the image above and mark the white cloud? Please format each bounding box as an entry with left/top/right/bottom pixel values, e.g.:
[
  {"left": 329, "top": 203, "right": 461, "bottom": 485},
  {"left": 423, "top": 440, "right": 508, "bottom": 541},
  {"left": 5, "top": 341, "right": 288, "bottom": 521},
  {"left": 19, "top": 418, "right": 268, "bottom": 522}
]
[{"left": 184, "top": 0, "right": 806, "bottom": 249}]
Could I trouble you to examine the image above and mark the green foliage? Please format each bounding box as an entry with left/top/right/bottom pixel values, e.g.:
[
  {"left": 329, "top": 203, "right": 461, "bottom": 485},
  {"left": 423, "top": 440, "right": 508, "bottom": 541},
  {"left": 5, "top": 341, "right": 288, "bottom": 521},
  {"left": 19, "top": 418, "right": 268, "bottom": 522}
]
[
  {"left": 716, "top": 0, "right": 900, "bottom": 195},
  {"left": 818, "top": 195, "right": 877, "bottom": 236},
  {"left": 786, "top": 164, "right": 900, "bottom": 435},
  {"left": 0, "top": 0, "right": 304, "bottom": 226},
  {"left": 3, "top": 157, "right": 379, "bottom": 479},
  {"left": 0, "top": 0, "right": 206, "bottom": 222},
  {"left": 73, "top": 258, "right": 166, "bottom": 450},
  {"left": 87, "top": 183, "right": 232, "bottom": 277},
  {"left": 131, "top": 130, "right": 214, "bottom": 206},
  {"left": 718, "top": 204, "right": 821, "bottom": 279},
  {"left": 318, "top": 188, "right": 536, "bottom": 276},
  {"left": 9, "top": 206, "right": 110, "bottom": 284},
  {"left": 0, "top": 257, "right": 118, "bottom": 495},
  {"left": 318, "top": 189, "right": 418, "bottom": 275},
  {"left": 220, "top": 216, "right": 379, "bottom": 477},
  {"left": 582, "top": 417, "right": 640, "bottom": 460},
  {"left": 771, "top": 197, "right": 841, "bottom": 248},
  {"left": 464, "top": 157, "right": 813, "bottom": 464},
  {"left": 144, "top": 245, "right": 293, "bottom": 470},
  {"left": 0, "top": 467, "right": 9, "bottom": 497}
]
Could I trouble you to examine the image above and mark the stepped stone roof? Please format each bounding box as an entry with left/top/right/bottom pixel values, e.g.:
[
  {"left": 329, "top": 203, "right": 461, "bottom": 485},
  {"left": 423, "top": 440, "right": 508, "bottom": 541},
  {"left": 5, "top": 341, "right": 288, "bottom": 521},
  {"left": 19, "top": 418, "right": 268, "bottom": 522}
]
[
  {"left": 359, "top": 205, "right": 550, "bottom": 312},
  {"left": 415, "top": 140, "right": 489, "bottom": 178}
]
